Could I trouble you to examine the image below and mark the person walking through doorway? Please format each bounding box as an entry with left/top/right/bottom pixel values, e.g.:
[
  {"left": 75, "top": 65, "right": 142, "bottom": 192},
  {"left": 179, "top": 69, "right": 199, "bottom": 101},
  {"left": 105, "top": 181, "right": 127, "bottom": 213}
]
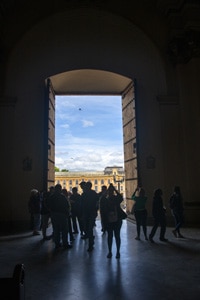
[
  {"left": 48, "top": 184, "right": 72, "bottom": 250},
  {"left": 131, "top": 187, "right": 148, "bottom": 241},
  {"left": 100, "top": 183, "right": 126, "bottom": 259},
  {"left": 81, "top": 181, "right": 99, "bottom": 252},
  {"left": 149, "top": 188, "right": 168, "bottom": 243},
  {"left": 170, "top": 186, "right": 185, "bottom": 238}
]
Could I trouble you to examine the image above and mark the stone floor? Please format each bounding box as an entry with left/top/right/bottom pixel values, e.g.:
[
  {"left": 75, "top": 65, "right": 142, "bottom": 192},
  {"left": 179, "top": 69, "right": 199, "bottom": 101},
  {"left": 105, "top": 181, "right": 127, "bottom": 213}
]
[{"left": 0, "top": 219, "right": 200, "bottom": 300}]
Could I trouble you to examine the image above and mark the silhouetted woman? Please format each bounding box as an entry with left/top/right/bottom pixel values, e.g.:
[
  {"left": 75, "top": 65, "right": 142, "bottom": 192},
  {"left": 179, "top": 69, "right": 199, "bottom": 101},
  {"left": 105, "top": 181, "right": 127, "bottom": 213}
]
[
  {"left": 100, "top": 183, "right": 126, "bottom": 259},
  {"left": 170, "top": 186, "right": 184, "bottom": 238},
  {"left": 131, "top": 187, "right": 148, "bottom": 240},
  {"left": 149, "top": 188, "right": 168, "bottom": 243}
]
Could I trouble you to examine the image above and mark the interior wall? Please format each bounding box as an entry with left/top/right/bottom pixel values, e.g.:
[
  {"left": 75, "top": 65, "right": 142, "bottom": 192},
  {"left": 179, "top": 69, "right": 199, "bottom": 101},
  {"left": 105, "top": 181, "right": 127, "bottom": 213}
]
[{"left": 2, "top": 8, "right": 180, "bottom": 229}]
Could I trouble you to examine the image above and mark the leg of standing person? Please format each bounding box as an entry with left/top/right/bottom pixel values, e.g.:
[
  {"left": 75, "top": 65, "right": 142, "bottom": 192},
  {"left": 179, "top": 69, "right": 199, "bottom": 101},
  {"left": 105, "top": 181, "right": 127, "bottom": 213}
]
[
  {"left": 51, "top": 213, "right": 61, "bottom": 248},
  {"left": 77, "top": 216, "right": 84, "bottom": 236},
  {"left": 159, "top": 215, "right": 168, "bottom": 241},
  {"left": 87, "top": 216, "right": 95, "bottom": 252},
  {"left": 62, "top": 215, "right": 72, "bottom": 249},
  {"left": 134, "top": 211, "right": 141, "bottom": 240},
  {"left": 72, "top": 214, "right": 78, "bottom": 233},
  {"left": 68, "top": 216, "right": 74, "bottom": 242},
  {"left": 107, "top": 224, "right": 113, "bottom": 258},
  {"left": 41, "top": 214, "right": 50, "bottom": 240},
  {"left": 174, "top": 211, "right": 184, "bottom": 238},
  {"left": 81, "top": 216, "right": 88, "bottom": 239},
  {"left": 149, "top": 218, "right": 159, "bottom": 242},
  {"left": 142, "top": 209, "right": 148, "bottom": 240},
  {"left": 114, "top": 220, "right": 122, "bottom": 259},
  {"left": 33, "top": 213, "right": 41, "bottom": 235}
]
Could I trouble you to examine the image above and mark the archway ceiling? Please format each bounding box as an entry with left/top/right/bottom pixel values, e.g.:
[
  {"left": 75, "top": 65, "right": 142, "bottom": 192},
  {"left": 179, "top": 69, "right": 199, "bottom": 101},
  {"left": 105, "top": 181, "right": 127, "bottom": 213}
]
[{"left": 50, "top": 69, "right": 132, "bottom": 95}]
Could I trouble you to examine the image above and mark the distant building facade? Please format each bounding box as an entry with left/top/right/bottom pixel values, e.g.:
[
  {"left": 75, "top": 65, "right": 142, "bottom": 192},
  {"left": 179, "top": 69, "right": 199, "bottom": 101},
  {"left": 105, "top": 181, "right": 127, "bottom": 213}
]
[{"left": 55, "top": 166, "right": 125, "bottom": 196}]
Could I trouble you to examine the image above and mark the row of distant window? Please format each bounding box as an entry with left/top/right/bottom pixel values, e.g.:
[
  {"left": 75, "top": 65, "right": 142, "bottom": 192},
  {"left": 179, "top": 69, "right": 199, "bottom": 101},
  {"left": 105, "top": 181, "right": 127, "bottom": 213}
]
[
  {"left": 57, "top": 179, "right": 109, "bottom": 185},
  {"left": 55, "top": 183, "right": 123, "bottom": 193}
]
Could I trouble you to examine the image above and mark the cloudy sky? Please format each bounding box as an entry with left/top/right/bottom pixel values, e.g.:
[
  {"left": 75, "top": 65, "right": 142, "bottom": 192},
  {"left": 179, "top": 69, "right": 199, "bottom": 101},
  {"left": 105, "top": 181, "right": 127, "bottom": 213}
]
[{"left": 55, "top": 95, "right": 124, "bottom": 171}]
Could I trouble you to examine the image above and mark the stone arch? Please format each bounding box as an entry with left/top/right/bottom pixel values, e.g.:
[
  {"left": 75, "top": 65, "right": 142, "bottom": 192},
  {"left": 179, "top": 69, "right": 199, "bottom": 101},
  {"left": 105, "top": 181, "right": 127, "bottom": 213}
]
[{"left": 4, "top": 7, "right": 172, "bottom": 227}]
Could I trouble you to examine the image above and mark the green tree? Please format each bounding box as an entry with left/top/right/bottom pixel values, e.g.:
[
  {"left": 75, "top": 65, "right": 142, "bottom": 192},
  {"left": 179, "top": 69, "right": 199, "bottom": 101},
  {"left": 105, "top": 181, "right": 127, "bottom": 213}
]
[
  {"left": 54, "top": 166, "right": 60, "bottom": 172},
  {"left": 61, "top": 169, "right": 69, "bottom": 172}
]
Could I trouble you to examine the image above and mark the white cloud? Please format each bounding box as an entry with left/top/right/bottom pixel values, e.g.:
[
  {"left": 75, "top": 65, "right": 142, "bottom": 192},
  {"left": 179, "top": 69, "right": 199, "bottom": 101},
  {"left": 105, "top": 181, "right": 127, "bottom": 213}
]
[{"left": 82, "top": 120, "right": 94, "bottom": 128}]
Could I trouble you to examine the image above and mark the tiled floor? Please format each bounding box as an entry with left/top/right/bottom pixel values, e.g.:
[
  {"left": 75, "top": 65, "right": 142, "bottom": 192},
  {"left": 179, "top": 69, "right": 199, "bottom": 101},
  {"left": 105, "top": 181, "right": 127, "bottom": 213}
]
[{"left": 0, "top": 219, "right": 200, "bottom": 300}]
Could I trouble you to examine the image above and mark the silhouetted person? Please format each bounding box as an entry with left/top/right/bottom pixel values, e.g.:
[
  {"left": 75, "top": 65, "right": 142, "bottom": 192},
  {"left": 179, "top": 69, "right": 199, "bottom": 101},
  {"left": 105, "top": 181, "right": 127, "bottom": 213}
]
[
  {"left": 28, "top": 189, "right": 41, "bottom": 235},
  {"left": 41, "top": 186, "right": 54, "bottom": 240},
  {"left": 62, "top": 188, "right": 74, "bottom": 243},
  {"left": 69, "top": 187, "right": 84, "bottom": 236},
  {"left": 48, "top": 184, "right": 72, "bottom": 249},
  {"left": 98, "top": 185, "right": 108, "bottom": 234},
  {"left": 81, "top": 181, "right": 99, "bottom": 252},
  {"left": 149, "top": 188, "right": 168, "bottom": 243},
  {"left": 131, "top": 187, "right": 148, "bottom": 240},
  {"left": 170, "top": 186, "right": 185, "bottom": 238},
  {"left": 100, "top": 183, "right": 125, "bottom": 259}
]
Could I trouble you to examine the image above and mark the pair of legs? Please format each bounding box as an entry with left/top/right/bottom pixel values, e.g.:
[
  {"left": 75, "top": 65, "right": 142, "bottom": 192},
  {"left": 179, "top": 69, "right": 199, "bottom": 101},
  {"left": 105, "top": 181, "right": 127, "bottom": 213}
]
[
  {"left": 83, "top": 215, "right": 96, "bottom": 251},
  {"left": 41, "top": 213, "right": 52, "bottom": 240},
  {"left": 71, "top": 214, "right": 79, "bottom": 233},
  {"left": 51, "top": 212, "right": 71, "bottom": 248},
  {"left": 134, "top": 209, "right": 148, "bottom": 240},
  {"left": 172, "top": 210, "right": 184, "bottom": 237},
  {"left": 32, "top": 213, "right": 41, "bottom": 235},
  {"left": 106, "top": 220, "right": 122, "bottom": 258},
  {"left": 68, "top": 216, "right": 75, "bottom": 242},
  {"left": 149, "top": 215, "right": 167, "bottom": 242}
]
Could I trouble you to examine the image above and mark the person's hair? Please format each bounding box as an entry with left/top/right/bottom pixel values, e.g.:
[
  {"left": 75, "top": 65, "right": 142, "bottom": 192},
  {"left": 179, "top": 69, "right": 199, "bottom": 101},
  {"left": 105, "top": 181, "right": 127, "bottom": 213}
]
[
  {"left": 174, "top": 186, "right": 180, "bottom": 194},
  {"left": 72, "top": 187, "right": 77, "bottom": 192},
  {"left": 55, "top": 184, "right": 62, "bottom": 191},
  {"left": 154, "top": 188, "right": 162, "bottom": 197},
  {"left": 86, "top": 181, "right": 92, "bottom": 188},
  {"left": 139, "top": 188, "right": 145, "bottom": 197},
  {"left": 108, "top": 184, "right": 115, "bottom": 192},
  {"left": 102, "top": 185, "right": 107, "bottom": 190}
]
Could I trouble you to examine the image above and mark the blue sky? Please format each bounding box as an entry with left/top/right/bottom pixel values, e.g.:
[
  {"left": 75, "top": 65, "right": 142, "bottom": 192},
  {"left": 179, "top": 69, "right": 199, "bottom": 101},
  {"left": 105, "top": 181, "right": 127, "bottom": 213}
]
[{"left": 55, "top": 95, "right": 124, "bottom": 171}]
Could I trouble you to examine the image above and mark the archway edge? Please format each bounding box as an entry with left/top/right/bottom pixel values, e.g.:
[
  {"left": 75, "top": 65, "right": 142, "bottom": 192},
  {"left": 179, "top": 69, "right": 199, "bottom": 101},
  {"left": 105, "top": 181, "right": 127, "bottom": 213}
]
[
  {"left": 50, "top": 69, "right": 132, "bottom": 95},
  {"left": 6, "top": 7, "right": 167, "bottom": 96},
  {"left": 3, "top": 6, "right": 170, "bottom": 227}
]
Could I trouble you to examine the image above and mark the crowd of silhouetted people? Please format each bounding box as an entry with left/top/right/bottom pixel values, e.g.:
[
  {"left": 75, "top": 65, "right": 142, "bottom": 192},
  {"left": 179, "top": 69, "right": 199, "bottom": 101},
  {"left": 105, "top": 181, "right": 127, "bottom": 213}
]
[{"left": 28, "top": 182, "right": 185, "bottom": 258}]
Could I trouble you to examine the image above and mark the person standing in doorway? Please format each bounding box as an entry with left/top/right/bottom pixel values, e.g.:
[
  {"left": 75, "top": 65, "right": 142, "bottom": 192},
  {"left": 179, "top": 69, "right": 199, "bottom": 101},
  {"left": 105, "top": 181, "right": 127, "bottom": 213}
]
[
  {"left": 69, "top": 187, "right": 84, "bottom": 236},
  {"left": 81, "top": 181, "right": 99, "bottom": 252},
  {"left": 98, "top": 185, "right": 108, "bottom": 234},
  {"left": 28, "top": 189, "right": 41, "bottom": 236},
  {"left": 170, "top": 186, "right": 185, "bottom": 238},
  {"left": 48, "top": 184, "right": 72, "bottom": 249},
  {"left": 149, "top": 188, "right": 168, "bottom": 243},
  {"left": 131, "top": 187, "right": 148, "bottom": 241},
  {"left": 100, "top": 183, "right": 125, "bottom": 259}
]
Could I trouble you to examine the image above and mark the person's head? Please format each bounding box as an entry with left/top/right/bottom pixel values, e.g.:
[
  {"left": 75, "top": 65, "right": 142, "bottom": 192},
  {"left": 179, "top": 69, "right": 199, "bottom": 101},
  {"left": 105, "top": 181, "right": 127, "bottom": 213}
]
[
  {"left": 174, "top": 186, "right": 180, "bottom": 194},
  {"left": 101, "top": 185, "right": 107, "bottom": 192},
  {"left": 30, "top": 189, "right": 38, "bottom": 197},
  {"left": 49, "top": 186, "right": 55, "bottom": 194},
  {"left": 79, "top": 181, "right": 86, "bottom": 190},
  {"left": 72, "top": 187, "right": 78, "bottom": 194},
  {"left": 154, "top": 188, "right": 162, "bottom": 197},
  {"left": 61, "top": 188, "right": 68, "bottom": 196},
  {"left": 86, "top": 181, "right": 92, "bottom": 190},
  {"left": 100, "top": 185, "right": 107, "bottom": 196},
  {"left": 139, "top": 187, "right": 145, "bottom": 197},
  {"left": 55, "top": 184, "right": 62, "bottom": 193},
  {"left": 107, "top": 183, "right": 115, "bottom": 196}
]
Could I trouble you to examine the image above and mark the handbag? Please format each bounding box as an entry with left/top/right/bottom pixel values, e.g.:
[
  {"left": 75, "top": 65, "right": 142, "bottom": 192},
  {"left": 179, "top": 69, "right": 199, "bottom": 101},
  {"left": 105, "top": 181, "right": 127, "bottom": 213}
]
[{"left": 118, "top": 207, "right": 127, "bottom": 219}]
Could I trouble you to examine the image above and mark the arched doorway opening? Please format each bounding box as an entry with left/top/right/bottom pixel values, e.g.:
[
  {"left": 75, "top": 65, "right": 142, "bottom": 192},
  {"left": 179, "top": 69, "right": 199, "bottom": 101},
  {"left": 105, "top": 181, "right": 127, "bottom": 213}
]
[
  {"left": 3, "top": 6, "right": 168, "bottom": 229},
  {"left": 45, "top": 69, "right": 138, "bottom": 214}
]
